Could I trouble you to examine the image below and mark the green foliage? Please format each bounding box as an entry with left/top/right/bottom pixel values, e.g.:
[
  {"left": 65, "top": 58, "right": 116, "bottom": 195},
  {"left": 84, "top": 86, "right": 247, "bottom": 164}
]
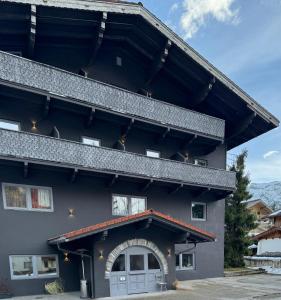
[{"left": 224, "top": 150, "right": 257, "bottom": 268}]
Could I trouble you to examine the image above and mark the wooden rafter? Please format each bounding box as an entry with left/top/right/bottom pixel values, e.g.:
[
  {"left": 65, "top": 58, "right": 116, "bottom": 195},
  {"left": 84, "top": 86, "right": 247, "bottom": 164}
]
[
  {"left": 155, "top": 127, "right": 170, "bottom": 145},
  {"left": 191, "top": 77, "right": 216, "bottom": 107},
  {"left": 140, "top": 179, "right": 153, "bottom": 192},
  {"left": 23, "top": 161, "right": 29, "bottom": 178},
  {"left": 86, "top": 107, "right": 95, "bottom": 128},
  {"left": 169, "top": 183, "right": 183, "bottom": 195},
  {"left": 122, "top": 119, "right": 134, "bottom": 137},
  {"left": 27, "top": 5, "right": 36, "bottom": 58},
  {"left": 44, "top": 96, "right": 51, "bottom": 117},
  {"left": 107, "top": 174, "right": 119, "bottom": 188},
  {"left": 70, "top": 168, "right": 78, "bottom": 183}
]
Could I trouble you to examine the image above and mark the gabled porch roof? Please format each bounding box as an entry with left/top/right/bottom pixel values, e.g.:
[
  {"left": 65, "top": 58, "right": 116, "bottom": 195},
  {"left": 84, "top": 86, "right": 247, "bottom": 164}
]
[{"left": 48, "top": 209, "right": 215, "bottom": 245}]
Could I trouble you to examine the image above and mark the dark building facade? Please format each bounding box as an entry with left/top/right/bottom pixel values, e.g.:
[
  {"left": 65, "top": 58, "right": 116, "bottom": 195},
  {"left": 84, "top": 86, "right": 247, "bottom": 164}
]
[{"left": 0, "top": 0, "right": 278, "bottom": 298}]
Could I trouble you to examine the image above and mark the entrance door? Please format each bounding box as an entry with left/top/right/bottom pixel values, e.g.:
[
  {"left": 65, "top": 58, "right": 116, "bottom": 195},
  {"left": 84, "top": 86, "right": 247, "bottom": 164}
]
[{"left": 110, "top": 246, "right": 162, "bottom": 296}]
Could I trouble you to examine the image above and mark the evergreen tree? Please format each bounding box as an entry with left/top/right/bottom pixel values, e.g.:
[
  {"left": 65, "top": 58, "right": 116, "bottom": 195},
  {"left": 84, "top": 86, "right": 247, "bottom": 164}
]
[{"left": 224, "top": 150, "right": 257, "bottom": 268}]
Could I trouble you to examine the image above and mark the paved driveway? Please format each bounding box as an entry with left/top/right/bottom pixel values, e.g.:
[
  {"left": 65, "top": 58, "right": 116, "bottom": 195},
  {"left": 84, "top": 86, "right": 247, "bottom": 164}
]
[{"left": 13, "top": 274, "right": 281, "bottom": 300}]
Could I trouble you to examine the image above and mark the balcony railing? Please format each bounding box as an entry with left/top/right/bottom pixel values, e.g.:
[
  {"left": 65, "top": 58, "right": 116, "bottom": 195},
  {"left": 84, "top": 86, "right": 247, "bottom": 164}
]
[
  {"left": 0, "top": 129, "right": 235, "bottom": 190},
  {"left": 0, "top": 51, "right": 225, "bottom": 140}
]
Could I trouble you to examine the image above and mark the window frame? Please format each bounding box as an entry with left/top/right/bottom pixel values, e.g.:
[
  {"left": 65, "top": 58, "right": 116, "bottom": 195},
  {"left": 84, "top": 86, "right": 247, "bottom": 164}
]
[
  {"left": 191, "top": 202, "right": 207, "bottom": 221},
  {"left": 146, "top": 149, "right": 161, "bottom": 158},
  {"left": 176, "top": 253, "right": 195, "bottom": 271},
  {"left": 81, "top": 136, "right": 101, "bottom": 147},
  {"left": 112, "top": 194, "right": 147, "bottom": 216},
  {"left": 193, "top": 158, "right": 208, "bottom": 167},
  {"left": 0, "top": 119, "right": 20, "bottom": 131},
  {"left": 2, "top": 183, "right": 54, "bottom": 212},
  {"left": 9, "top": 255, "right": 59, "bottom": 280}
]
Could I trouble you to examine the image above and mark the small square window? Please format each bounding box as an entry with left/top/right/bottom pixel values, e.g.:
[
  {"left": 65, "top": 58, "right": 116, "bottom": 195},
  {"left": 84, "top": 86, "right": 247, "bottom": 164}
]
[
  {"left": 116, "top": 56, "right": 122, "bottom": 66},
  {"left": 4, "top": 185, "right": 28, "bottom": 209},
  {"left": 112, "top": 195, "right": 146, "bottom": 216},
  {"left": 191, "top": 202, "right": 206, "bottom": 221},
  {"left": 10, "top": 256, "right": 34, "bottom": 278},
  {"left": 194, "top": 159, "right": 208, "bottom": 167},
  {"left": 82, "top": 137, "right": 100, "bottom": 147},
  {"left": 176, "top": 253, "right": 194, "bottom": 270},
  {"left": 36, "top": 256, "right": 58, "bottom": 276},
  {"left": 146, "top": 150, "right": 160, "bottom": 158},
  {"left": 0, "top": 119, "right": 20, "bottom": 131}
]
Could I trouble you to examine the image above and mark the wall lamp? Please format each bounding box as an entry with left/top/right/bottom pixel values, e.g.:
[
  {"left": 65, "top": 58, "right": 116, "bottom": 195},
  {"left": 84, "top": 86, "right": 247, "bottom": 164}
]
[
  {"left": 167, "top": 249, "right": 171, "bottom": 257},
  {"left": 64, "top": 252, "right": 70, "bottom": 263},
  {"left": 68, "top": 208, "right": 75, "bottom": 217},
  {"left": 99, "top": 250, "right": 104, "bottom": 260},
  {"left": 31, "top": 120, "right": 37, "bottom": 131}
]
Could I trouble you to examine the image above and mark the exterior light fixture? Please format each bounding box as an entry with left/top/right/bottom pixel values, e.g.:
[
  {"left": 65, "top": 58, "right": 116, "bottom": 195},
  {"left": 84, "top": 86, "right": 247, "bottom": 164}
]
[
  {"left": 64, "top": 252, "right": 70, "bottom": 263},
  {"left": 31, "top": 120, "right": 37, "bottom": 131},
  {"left": 99, "top": 250, "right": 104, "bottom": 260},
  {"left": 68, "top": 208, "right": 75, "bottom": 217},
  {"left": 167, "top": 249, "right": 171, "bottom": 257}
]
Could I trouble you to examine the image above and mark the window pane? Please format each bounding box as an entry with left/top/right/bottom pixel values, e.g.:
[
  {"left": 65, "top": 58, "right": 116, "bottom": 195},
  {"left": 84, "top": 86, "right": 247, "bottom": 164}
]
[
  {"left": 11, "top": 256, "right": 33, "bottom": 277},
  {"left": 0, "top": 120, "right": 19, "bottom": 131},
  {"left": 4, "top": 185, "right": 27, "bottom": 208},
  {"left": 82, "top": 137, "right": 100, "bottom": 147},
  {"left": 182, "top": 254, "right": 193, "bottom": 269},
  {"left": 194, "top": 159, "right": 207, "bottom": 167},
  {"left": 130, "top": 255, "right": 144, "bottom": 271},
  {"left": 175, "top": 255, "right": 180, "bottom": 268},
  {"left": 131, "top": 197, "right": 146, "bottom": 215},
  {"left": 31, "top": 188, "right": 52, "bottom": 210},
  {"left": 146, "top": 150, "right": 160, "bottom": 158},
  {"left": 192, "top": 203, "right": 205, "bottom": 220},
  {"left": 112, "top": 254, "right": 125, "bottom": 272},
  {"left": 37, "top": 256, "right": 57, "bottom": 276},
  {"left": 112, "top": 196, "right": 128, "bottom": 215},
  {"left": 148, "top": 253, "right": 160, "bottom": 270}
]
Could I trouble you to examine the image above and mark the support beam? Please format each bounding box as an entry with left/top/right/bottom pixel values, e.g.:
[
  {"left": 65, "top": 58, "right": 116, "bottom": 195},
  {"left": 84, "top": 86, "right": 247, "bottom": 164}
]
[
  {"left": 191, "top": 77, "right": 216, "bottom": 107},
  {"left": 50, "top": 126, "right": 60, "bottom": 139},
  {"left": 226, "top": 112, "right": 256, "bottom": 141},
  {"left": 137, "top": 218, "right": 153, "bottom": 230},
  {"left": 27, "top": 5, "right": 36, "bottom": 58},
  {"left": 181, "top": 135, "right": 197, "bottom": 150},
  {"left": 155, "top": 127, "right": 170, "bottom": 145},
  {"left": 140, "top": 179, "right": 153, "bottom": 192},
  {"left": 192, "top": 187, "right": 211, "bottom": 198},
  {"left": 44, "top": 96, "right": 51, "bottom": 117},
  {"left": 122, "top": 119, "right": 134, "bottom": 137},
  {"left": 23, "top": 162, "right": 29, "bottom": 178},
  {"left": 145, "top": 39, "right": 172, "bottom": 87},
  {"left": 86, "top": 107, "right": 95, "bottom": 128},
  {"left": 169, "top": 183, "right": 183, "bottom": 195},
  {"left": 107, "top": 174, "right": 119, "bottom": 188},
  {"left": 175, "top": 232, "right": 190, "bottom": 243},
  {"left": 88, "top": 12, "right": 107, "bottom": 67},
  {"left": 70, "top": 168, "right": 78, "bottom": 183}
]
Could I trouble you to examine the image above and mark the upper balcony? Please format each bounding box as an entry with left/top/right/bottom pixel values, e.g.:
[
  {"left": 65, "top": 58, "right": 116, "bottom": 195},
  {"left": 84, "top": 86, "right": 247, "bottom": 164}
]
[
  {"left": 0, "top": 129, "right": 236, "bottom": 196},
  {"left": 0, "top": 51, "right": 225, "bottom": 142}
]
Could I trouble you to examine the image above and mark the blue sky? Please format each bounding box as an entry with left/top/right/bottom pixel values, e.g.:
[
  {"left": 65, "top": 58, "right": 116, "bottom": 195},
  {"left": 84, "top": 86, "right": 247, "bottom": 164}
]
[{"left": 138, "top": 0, "right": 281, "bottom": 183}]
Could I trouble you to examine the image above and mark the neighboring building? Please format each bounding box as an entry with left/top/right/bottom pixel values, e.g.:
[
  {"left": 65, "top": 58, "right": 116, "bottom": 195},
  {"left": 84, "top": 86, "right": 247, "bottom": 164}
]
[
  {"left": 243, "top": 199, "right": 273, "bottom": 236},
  {"left": 0, "top": 0, "right": 278, "bottom": 298},
  {"left": 245, "top": 210, "right": 281, "bottom": 271}
]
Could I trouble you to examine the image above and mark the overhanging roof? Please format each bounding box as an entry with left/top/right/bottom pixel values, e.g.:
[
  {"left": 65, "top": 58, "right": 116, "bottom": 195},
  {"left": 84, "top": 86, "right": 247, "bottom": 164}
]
[
  {"left": 48, "top": 209, "right": 216, "bottom": 245},
  {"left": 253, "top": 226, "right": 281, "bottom": 241},
  {"left": 1, "top": 0, "right": 278, "bottom": 129}
]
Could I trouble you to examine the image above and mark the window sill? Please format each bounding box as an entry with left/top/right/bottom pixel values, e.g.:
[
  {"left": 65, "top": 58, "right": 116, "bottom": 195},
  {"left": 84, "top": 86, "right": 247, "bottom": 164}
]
[
  {"left": 11, "top": 274, "right": 59, "bottom": 281},
  {"left": 176, "top": 267, "right": 195, "bottom": 271},
  {"left": 191, "top": 218, "right": 206, "bottom": 222}
]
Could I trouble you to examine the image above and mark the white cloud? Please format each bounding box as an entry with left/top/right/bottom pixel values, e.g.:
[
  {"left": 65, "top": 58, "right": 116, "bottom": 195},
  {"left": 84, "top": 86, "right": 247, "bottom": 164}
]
[
  {"left": 263, "top": 150, "right": 279, "bottom": 159},
  {"left": 180, "top": 0, "right": 240, "bottom": 39},
  {"left": 169, "top": 2, "right": 179, "bottom": 14}
]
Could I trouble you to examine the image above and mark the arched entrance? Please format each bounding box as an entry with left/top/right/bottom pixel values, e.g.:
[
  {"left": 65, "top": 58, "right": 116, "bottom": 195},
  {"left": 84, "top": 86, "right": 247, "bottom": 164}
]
[{"left": 105, "top": 239, "right": 168, "bottom": 297}]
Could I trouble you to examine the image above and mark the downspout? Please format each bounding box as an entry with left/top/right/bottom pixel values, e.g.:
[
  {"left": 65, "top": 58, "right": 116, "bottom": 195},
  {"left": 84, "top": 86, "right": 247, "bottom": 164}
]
[{"left": 57, "top": 243, "right": 95, "bottom": 299}]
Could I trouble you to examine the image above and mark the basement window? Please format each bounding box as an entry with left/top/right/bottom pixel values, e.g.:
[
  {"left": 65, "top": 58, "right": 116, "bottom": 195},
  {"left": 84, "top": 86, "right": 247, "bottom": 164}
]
[
  {"left": 0, "top": 119, "right": 20, "bottom": 131},
  {"left": 2, "top": 183, "right": 53, "bottom": 212},
  {"left": 112, "top": 195, "right": 146, "bottom": 216},
  {"left": 191, "top": 202, "right": 206, "bottom": 221},
  {"left": 146, "top": 150, "right": 160, "bottom": 158},
  {"left": 176, "top": 253, "right": 194, "bottom": 270},
  {"left": 9, "top": 255, "right": 59, "bottom": 280},
  {"left": 82, "top": 136, "right": 101, "bottom": 147}
]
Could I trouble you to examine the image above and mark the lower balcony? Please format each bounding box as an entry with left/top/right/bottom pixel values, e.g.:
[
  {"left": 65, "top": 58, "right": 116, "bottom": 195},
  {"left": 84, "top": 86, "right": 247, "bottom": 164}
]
[{"left": 0, "top": 129, "right": 236, "bottom": 195}]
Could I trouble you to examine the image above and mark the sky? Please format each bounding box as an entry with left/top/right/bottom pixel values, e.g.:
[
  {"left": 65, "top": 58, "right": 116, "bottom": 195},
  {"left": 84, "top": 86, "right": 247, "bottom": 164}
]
[{"left": 136, "top": 0, "right": 281, "bottom": 183}]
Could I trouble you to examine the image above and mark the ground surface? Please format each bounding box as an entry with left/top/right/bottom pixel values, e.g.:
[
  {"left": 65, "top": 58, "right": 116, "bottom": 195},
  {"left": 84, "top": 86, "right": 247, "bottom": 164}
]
[{"left": 13, "top": 274, "right": 281, "bottom": 300}]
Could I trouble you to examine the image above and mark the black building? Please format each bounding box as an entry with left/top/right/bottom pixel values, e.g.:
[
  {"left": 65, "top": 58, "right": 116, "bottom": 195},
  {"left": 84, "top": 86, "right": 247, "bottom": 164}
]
[{"left": 0, "top": 0, "right": 278, "bottom": 298}]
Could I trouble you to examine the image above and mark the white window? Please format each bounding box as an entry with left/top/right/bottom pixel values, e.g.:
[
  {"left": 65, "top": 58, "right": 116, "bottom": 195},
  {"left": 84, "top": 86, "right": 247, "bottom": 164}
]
[
  {"left": 146, "top": 150, "right": 160, "bottom": 158},
  {"left": 112, "top": 195, "right": 146, "bottom": 216},
  {"left": 176, "top": 253, "right": 194, "bottom": 270},
  {"left": 9, "top": 255, "right": 59, "bottom": 280},
  {"left": 2, "top": 183, "right": 53, "bottom": 212},
  {"left": 194, "top": 158, "right": 208, "bottom": 167},
  {"left": 0, "top": 119, "right": 20, "bottom": 131},
  {"left": 82, "top": 136, "right": 101, "bottom": 147},
  {"left": 191, "top": 202, "right": 206, "bottom": 221}
]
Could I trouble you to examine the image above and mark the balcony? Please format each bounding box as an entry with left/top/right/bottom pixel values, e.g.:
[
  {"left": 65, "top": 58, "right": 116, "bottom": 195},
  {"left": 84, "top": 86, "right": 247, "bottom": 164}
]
[
  {"left": 0, "top": 129, "right": 236, "bottom": 191},
  {"left": 0, "top": 51, "right": 225, "bottom": 141}
]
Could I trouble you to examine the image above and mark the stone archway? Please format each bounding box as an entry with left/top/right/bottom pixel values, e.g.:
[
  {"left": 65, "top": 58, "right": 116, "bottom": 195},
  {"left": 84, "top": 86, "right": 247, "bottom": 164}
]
[{"left": 105, "top": 238, "right": 168, "bottom": 279}]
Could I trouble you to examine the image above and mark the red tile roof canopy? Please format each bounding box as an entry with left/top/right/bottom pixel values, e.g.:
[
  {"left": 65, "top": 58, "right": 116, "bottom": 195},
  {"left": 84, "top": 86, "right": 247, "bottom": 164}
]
[{"left": 48, "top": 209, "right": 215, "bottom": 244}]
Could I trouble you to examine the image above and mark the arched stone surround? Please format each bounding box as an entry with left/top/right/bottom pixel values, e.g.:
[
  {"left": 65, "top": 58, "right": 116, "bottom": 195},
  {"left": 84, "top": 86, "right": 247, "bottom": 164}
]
[{"left": 105, "top": 238, "right": 168, "bottom": 278}]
